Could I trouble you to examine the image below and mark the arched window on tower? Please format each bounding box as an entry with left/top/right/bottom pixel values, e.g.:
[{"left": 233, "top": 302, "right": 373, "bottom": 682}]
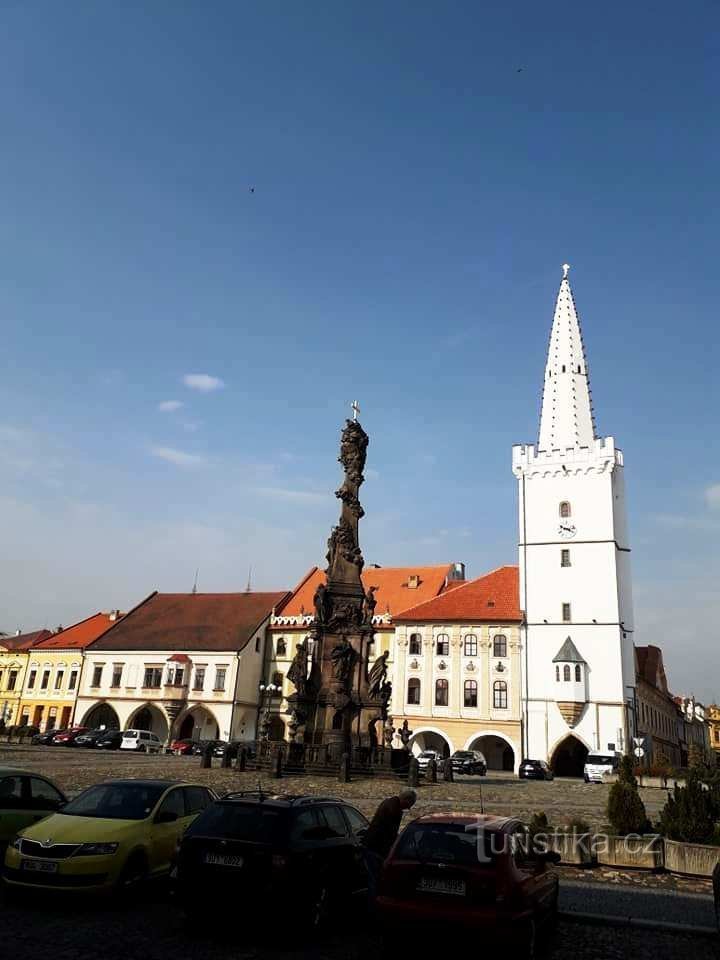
[
  {"left": 575, "top": 664, "right": 582, "bottom": 682},
  {"left": 563, "top": 665, "right": 571, "bottom": 682},
  {"left": 555, "top": 665, "right": 560, "bottom": 682},
  {"left": 407, "top": 677, "right": 421, "bottom": 705},
  {"left": 409, "top": 633, "right": 422, "bottom": 655},
  {"left": 559, "top": 501, "right": 572, "bottom": 518}
]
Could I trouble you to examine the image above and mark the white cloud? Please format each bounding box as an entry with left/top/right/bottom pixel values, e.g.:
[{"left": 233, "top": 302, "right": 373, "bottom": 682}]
[
  {"left": 705, "top": 484, "right": 720, "bottom": 509},
  {"left": 150, "top": 446, "right": 206, "bottom": 468},
  {"left": 183, "top": 373, "right": 225, "bottom": 393},
  {"left": 158, "top": 400, "right": 184, "bottom": 413}
]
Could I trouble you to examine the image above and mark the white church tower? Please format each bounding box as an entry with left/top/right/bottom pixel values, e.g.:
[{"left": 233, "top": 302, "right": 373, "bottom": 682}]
[{"left": 512, "top": 265, "right": 636, "bottom": 774}]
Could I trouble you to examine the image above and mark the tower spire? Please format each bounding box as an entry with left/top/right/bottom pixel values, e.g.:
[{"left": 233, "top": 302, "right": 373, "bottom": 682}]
[{"left": 538, "top": 264, "right": 596, "bottom": 451}]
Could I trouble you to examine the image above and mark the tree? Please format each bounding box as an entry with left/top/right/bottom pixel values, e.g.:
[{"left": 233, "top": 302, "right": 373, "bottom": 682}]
[
  {"left": 607, "top": 755, "right": 649, "bottom": 835},
  {"left": 659, "top": 772, "right": 718, "bottom": 845}
]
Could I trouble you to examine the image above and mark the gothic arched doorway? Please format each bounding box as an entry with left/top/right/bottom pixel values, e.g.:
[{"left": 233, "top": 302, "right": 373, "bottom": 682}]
[
  {"left": 551, "top": 735, "right": 589, "bottom": 777},
  {"left": 82, "top": 703, "right": 120, "bottom": 730},
  {"left": 177, "top": 707, "right": 219, "bottom": 742},
  {"left": 468, "top": 734, "right": 516, "bottom": 772},
  {"left": 128, "top": 704, "right": 168, "bottom": 741}
]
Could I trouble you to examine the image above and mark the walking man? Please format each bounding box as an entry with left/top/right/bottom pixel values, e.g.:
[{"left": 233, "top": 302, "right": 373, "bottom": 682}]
[{"left": 363, "top": 789, "right": 417, "bottom": 896}]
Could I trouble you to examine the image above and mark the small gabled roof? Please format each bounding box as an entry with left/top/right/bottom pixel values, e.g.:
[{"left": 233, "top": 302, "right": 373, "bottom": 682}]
[
  {"left": 33, "top": 612, "right": 124, "bottom": 651},
  {"left": 552, "top": 637, "right": 585, "bottom": 664},
  {"left": 0, "top": 630, "right": 53, "bottom": 652},
  {"left": 394, "top": 566, "right": 521, "bottom": 623}
]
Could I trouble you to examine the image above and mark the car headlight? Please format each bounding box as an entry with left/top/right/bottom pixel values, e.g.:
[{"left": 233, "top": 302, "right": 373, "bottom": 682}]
[{"left": 74, "top": 842, "right": 119, "bottom": 857}]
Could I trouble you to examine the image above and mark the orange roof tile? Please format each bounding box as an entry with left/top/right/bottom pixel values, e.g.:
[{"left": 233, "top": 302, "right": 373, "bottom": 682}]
[
  {"left": 33, "top": 613, "right": 125, "bottom": 650},
  {"left": 395, "top": 566, "right": 522, "bottom": 622},
  {"left": 276, "top": 565, "right": 459, "bottom": 620},
  {"left": 0, "top": 630, "right": 53, "bottom": 652}
]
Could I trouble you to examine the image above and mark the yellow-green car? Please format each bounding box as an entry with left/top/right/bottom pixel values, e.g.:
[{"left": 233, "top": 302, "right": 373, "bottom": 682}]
[{"left": 4, "top": 778, "right": 216, "bottom": 891}]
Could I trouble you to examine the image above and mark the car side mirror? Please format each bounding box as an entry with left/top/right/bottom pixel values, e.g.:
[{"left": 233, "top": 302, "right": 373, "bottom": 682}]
[{"left": 155, "top": 811, "right": 179, "bottom": 824}]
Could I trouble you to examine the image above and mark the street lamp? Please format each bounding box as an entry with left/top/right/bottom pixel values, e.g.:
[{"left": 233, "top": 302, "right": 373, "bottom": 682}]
[{"left": 258, "top": 682, "right": 281, "bottom": 741}]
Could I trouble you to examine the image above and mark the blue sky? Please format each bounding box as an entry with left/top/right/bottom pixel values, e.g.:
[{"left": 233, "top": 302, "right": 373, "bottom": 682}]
[{"left": 1, "top": 2, "right": 718, "bottom": 698}]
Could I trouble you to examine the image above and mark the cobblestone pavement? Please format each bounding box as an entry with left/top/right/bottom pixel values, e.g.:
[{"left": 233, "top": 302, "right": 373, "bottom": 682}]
[
  {"left": 560, "top": 880, "right": 715, "bottom": 929},
  {"left": 0, "top": 743, "right": 672, "bottom": 829},
  {"left": 0, "top": 886, "right": 716, "bottom": 960}
]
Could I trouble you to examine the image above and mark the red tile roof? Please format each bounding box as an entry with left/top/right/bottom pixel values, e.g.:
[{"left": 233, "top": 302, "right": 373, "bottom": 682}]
[
  {"left": 635, "top": 645, "right": 670, "bottom": 695},
  {"left": 0, "top": 630, "right": 53, "bottom": 652},
  {"left": 89, "top": 591, "right": 289, "bottom": 652},
  {"left": 33, "top": 613, "right": 124, "bottom": 651},
  {"left": 276, "top": 565, "right": 460, "bottom": 621},
  {"left": 394, "top": 566, "right": 522, "bottom": 622}
]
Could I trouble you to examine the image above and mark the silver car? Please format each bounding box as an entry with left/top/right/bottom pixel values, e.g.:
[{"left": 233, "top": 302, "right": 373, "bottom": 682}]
[{"left": 416, "top": 749, "right": 444, "bottom": 772}]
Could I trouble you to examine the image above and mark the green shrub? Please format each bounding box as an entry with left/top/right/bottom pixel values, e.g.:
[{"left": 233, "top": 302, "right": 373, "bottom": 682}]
[
  {"left": 607, "top": 758, "right": 649, "bottom": 835},
  {"left": 659, "top": 773, "right": 719, "bottom": 845},
  {"left": 562, "top": 816, "right": 591, "bottom": 834}
]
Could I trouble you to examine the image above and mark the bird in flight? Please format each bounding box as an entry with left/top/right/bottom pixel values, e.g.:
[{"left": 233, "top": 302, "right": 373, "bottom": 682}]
[{"left": 249, "top": 187, "right": 255, "bottom": 193}]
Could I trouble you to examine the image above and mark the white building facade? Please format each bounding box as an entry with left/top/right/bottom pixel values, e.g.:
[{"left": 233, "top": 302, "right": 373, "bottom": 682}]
[{"left": 512, "top": 266, "right": 636, "bottom": 775}]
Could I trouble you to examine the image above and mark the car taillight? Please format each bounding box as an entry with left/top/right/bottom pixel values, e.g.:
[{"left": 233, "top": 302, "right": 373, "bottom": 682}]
[{"left": 271, "top": 854, "right": 288, "bottom": 869}]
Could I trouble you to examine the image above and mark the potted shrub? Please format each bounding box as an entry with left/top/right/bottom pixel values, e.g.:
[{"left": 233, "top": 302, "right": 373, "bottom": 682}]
[
  {"left": 660, "top": 772, "right": 720, "bottom": 876},
  {"left": 599, "top": 756, "right": 663, "bottom": 869}
]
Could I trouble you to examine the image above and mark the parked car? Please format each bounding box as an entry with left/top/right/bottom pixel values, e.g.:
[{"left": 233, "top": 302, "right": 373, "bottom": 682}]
[
  {"left": 519, "top": 759, "right": 554, "bottom": 781},
  {"left": 52, "top": 727, "right": 89, "bottom": 746},
  {"left": 190, "top": 739, "right": 225, "bottom": 757},
  {"left": 583, "top": 753, "right": 620, "bottom": 784},
  {"left": 95, "top": 730, "right": 124, "bottom": 751},
  {"left": 377, "top": 814, "right": 559, "bottom": 953},
  {"left": 31, "top": 729, "right": 65, "bottom": 746},
  {"left": 74, "top": 729, "right": 118, "bottom": 749},
  {"left": 416, "top": 750, "right": 444, "bottom": 772},
  {"left": 176, "top": 792, "right": 370, "bottom": 932},
  {"left": 4, "top": 779, "right": 217, "bottom": 891},
  {"left": 120, "top": 730, "right": 164, "bottom": 754},
  {"left": 450, "top": 751, "right": 487, "bottom": 776},
  {"left": 0, "top": 768, "right": 67, "bottom": 851},
  {"left": 170, "top": 738, "right": 195, "bottom": 756},
  {"left": 216, "top": 740, "right": 255, "bottom": 761}
]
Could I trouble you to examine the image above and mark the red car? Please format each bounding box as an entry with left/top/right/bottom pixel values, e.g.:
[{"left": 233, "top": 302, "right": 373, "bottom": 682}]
[
  {"left": 51, "top": 726, "right": 88, "bottom": 746},
  {"left": 377, "top": 814, "right": 559, "bottom": 955},
  {"left": 170, "top": 738, "right": 195, "bottom": 755}
]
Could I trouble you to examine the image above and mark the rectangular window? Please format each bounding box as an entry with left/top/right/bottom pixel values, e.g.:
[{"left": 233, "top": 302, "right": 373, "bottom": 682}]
[
  {"left": 68, "top": 669, "right": 78, "bottom": 691},
  {"left": 407, "top": 678, "right": 421, "bottom": 704},
  {"left": 27, "top": 670, "right": 37, "bottom": 690},
  {"left": 40, "top": 670, "right": 50, "bottom": 690},
  {"left": 214, "top": 667, "right": 227, "bottom": 691},
  {"left": 463, "top": 635, "right": 477, "bottom": 657},
  {"left": 54, "top": 670, "right": 64, "bottom": 690},
  {"left": 111, "top": 666, "right": 123, "bottom": 688},
  {"left": 435, "top": 678, "right": 449, "bottom": 706},
  {"left": 143, "top": 667, "right": 162, "bottom": 688},
  {"left": 464, "top": 680, "right": 478, "bottom": 708},
  {"left": 561, "top": 549, "right": 571, "bottom": 567},
  {"left": 193, "top": 667, "right": 206, "bottom": 691},
  {"left": 435, "top": 635, "right": 450, "bottom": 656},
  {"left": 562, "top": 603, "right": 571, "bottom": 623},
  {"left": 91, "top": 665, "right": 104, "bottom": 688},
  {"left": 8, "top": 670, "right": 18, "bottom": 691}
]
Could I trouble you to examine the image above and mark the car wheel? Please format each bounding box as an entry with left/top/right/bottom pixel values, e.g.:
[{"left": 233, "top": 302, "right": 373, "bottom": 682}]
[
  {"left": 137, "top": 744, "right": 146, "bottom": 753},
  {"left": 117, "top": 852, "right": 148, "bottom": 892}
]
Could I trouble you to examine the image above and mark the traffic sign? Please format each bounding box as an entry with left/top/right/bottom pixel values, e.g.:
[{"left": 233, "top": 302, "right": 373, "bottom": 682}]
[
  {"left": 633, "top": 746, "right": 645, "bottom": 759},
  {"left": 633, "top": 737, "right": 645, "bottom": 747}
]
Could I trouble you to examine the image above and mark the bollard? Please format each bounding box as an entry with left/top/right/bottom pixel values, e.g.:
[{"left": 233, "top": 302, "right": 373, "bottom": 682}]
[
  {"left": 408, "top": 756, "right": 420, "bottom": 789},
  {"left": 427, "top": 758, "right": 437, "bottom": 783},
  {"left": 220, "top": 748, "right": 232, "bottom": 769},
  {"left": 338, "top": 752, "right": 351, "bottom": 783},
  {"left": 200, "top": 742, "right": 213, "bottom": 769},
  {"left": 442, "top": 758, "right": 454, "bottom": 782},
  {"left": 271, "top": 750, "right": 283, "bottom": 780},
  {"left": 236, "top": 747, "right": 247, "bottom": 772}
]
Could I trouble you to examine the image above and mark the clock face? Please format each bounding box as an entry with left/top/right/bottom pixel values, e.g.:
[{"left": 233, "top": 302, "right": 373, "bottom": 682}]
[{"left": 558, "top": 522, "right": 577, "bottom": 539}]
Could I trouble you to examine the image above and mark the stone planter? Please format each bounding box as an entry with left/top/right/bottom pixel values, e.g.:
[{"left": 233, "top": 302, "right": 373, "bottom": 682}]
[
  {"left": 601, "top": 773, "right": 618, "bottom": 784},
  {"left": 638, "top": 775, "right": 665, "bottom": 789},
  {"left": 548, "top": 832, "right": 595, "bottom": 865},
  {"left": 664, "top": 839, "right": 720, "bottom": 877},
  {"left": 597, "top": 834, "right": 664, "bottom": 870}
]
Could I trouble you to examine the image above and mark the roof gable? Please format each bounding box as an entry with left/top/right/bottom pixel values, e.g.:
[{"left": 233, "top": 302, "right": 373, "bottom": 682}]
[
  {"left": 552, "top": 637, "right": 585, "bottom": 663},
  {"left": 394, "top": 566, "right": 521, "bottom": 623},
  {"left": 33, "top": 613, "right": 124, "bottom": 651}
]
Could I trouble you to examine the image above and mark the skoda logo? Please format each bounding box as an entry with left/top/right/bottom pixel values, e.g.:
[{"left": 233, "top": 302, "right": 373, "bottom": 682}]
[{"left": 41, "top": 838, "right": 53, "bottom": 848}]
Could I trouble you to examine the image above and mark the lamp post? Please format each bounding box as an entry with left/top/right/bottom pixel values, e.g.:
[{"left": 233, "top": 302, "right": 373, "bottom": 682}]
[{"left": 258, "top": 682, "right": 281, "bottom": 741}]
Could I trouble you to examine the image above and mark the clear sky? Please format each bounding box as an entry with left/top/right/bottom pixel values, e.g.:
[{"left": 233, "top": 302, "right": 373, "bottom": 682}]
[{"left": 1, "top": 2, "right": 718, "bottom": 699}]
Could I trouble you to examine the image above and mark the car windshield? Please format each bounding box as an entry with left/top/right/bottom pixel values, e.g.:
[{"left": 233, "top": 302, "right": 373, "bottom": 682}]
[
  {"left": 453, "top": 752, "right": 474, "bottom": 759},
  {"left": 60, "top": 783, "right": 167, "bottom": 820},
  {"left": 187, "top": 803, "right": 285, "bottom": 843},
  {"left": 394, "top": 822, "right": 495, "bottom": 866},
  {"left": 587, "top": 755, "right": 615, "bottom": 765}
]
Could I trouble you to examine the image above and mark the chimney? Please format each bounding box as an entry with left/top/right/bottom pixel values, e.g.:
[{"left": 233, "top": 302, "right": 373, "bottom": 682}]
[
  {"left": 407, "top": 575, "right": 420, "bottom": 589},
  {"left": 15, "top": 629, "right": 21, "bottom": 636},
  {"left": 109, "top": 610, "right": 119, "bottom": 622}
]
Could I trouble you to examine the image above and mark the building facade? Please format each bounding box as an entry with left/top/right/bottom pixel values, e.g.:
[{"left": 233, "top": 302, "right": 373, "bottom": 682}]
[
  {"left": 512, "top": 266, "right": 636, "bottom": 775},
  {"left": 75, "top": 591, "right": 287, "bottom": 744},
  {"left": 707, "top": 704, "right": 720, "bottom": 759},
  {"left": 635, "top": 645, "right": 681, "bottom": 768},
  {"left": 392, "top": 566, "right": 523, "bottom": 771},
  {"left": 17, "top": 612, "right": 123, "bottom": 733},
  {"left": 266, "top": 564, "right": 464, "bottom": 740},
  {"left": 0, "top": 631, "right": 52, "bottom": 727},
  {"left": 675, "top": 696, "right": 710, "bottom": 766}
]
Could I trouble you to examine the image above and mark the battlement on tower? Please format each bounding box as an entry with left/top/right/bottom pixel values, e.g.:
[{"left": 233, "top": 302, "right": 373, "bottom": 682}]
[{"left": 512, "top": 436, "right": 623, "bottom": 477}]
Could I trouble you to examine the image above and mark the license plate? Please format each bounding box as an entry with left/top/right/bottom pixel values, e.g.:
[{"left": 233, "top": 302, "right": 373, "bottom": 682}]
[
  {"left": 418, "top": 876, "right": 466, "bottom": 896},
  {"left": 204, "top": 853, "right": 244, "bottom": 868},
  {"left": 21, "top": 859, "right": 58, "bottom": 874}
]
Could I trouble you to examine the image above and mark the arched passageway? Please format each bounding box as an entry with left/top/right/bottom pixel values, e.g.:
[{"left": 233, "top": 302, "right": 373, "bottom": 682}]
[
  {"left": 82, "top": 703, "right": 121, "bottom": 730},
  {"left": 128, "top": 704, "right": 168, "bottom": 741},
  {"left": 409, "top": 730, "right": 452, "bottom": 758},
  {"left": 178, "top": 707, "right": 219, "bottom": 742},
  {"left": 468, "top": 734, "right": 515, "bottom": 771},
  {"left": 551, "top": 735, "right": 589, "bottom": 777}
]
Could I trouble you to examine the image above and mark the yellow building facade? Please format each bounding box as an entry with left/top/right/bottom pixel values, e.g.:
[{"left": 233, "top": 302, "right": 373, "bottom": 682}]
[{"left": 0, "top": 631, "right": 51, "bottom": 728}]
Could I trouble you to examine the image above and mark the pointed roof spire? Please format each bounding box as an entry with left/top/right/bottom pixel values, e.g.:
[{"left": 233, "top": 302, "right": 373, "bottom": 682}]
[{"left": 538, "top": 264, "right": 596, "bottom": 451}]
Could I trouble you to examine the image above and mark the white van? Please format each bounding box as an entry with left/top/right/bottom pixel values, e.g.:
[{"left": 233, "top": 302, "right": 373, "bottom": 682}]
[
  {"left": 120, "top": 729, "right": 164, "bottom": 754},
  {"left": 584, "top": 752, "right": 620, "bottom": 783}
]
